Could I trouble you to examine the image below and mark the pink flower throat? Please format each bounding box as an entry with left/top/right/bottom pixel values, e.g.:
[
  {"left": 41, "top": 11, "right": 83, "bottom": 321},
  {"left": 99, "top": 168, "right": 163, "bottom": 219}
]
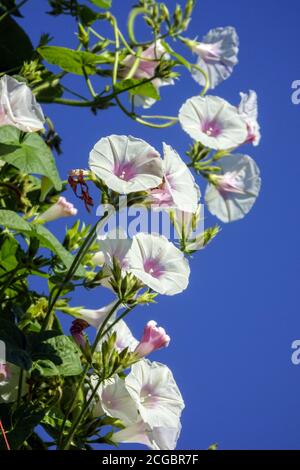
[
  {"left": 114, "top": 162, "right": 137, "bottom": 181},
  {"left": 144, "top": 258, "right": 164, "bottom": 278},
  {"left": 202, "top": 120, "right": 222, "bottom": 137}
]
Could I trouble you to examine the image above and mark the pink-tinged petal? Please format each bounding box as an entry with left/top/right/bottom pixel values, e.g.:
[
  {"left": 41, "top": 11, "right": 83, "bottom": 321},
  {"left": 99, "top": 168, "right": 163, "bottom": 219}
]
[
  {"left": 125, "top": 233, "right": 190, "bottom": 296},
  {"left": 205, "top": 153, "right": 261, "bottom": 223},
  {"left": 135, "top": 320, "right": 170, "bottom": 357},
  {"left": 191, "top": 26, "right": 239, "bottom": 89},
  {"left": 238, "top": 90, "right": 261, "bottom": 146},
  {"left": 179, "top": 95, "right": 248, "bottom": 150},
  {"left": 89, "top": 135, "right": 163, "bottom": 194},
  {"left": 37, "top": 197, "right": 77, "bottom": 223},
  {"left": 0, "top": 75, "right": 45, "bottom": 132}
]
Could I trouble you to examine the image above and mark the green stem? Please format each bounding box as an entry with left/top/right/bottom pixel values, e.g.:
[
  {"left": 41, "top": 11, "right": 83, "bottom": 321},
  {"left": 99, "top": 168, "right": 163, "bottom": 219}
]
[
  {"left": 39, "top": 97, "right": 95, "bottom": 107},
  {"left": 59, "top": 300, "right": 122, "bottom": 449},
  {"left": 115, "top": 95, "right": 177, "bottom": 128},
  {"left": 140, "top": 114, "right": 178, "bottom": 121},
  {"left": 125, "top": 47, "right": 142, "bottom": 79},
  {"left": 100, "top": 304, "right": 135, "bottom": 339},
  {"left": 127, "top": 7, "right": 146, "bottom": 45},
  {"left": 82, "top": 66, "right": 97, "bottom": 98},
  {"left": 42, "top": 213, "right": 108, "bottom": 331},
  {"left": 111, "top": 16, "right": 120, "bottom": 86}
]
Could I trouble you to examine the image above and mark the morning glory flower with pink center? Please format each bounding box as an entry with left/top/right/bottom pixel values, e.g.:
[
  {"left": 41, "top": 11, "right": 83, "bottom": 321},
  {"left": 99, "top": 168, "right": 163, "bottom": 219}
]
[
  {"left": 125, "top": 360, "right": 184, "bottom": 429},
  {"left": 238, "top": 90, "right": 261, "bottom": 146},
  {"left": 135, "top": 321, "right": 170, "bottom": 358},
  {"left": 150, "top": 143, "right": 200, "bottom": 213},
  {"left": 125, "top": 233, "right": 190, "bottom": 295},
  {"left": 95, "top": 359, "right": 184, "bottom": 449},
  {"left": 89, "top": 135, "right": 163, "bottom": 194},
  {"left": 190, "top": 27, "right": 239, "bottom": 90},
  {"left": 205, "top": 154, "right": 261, "bottom": 223},
  {"left": 0, "top": 75, "right": 45, "bottom": 132},
  {"left": 122, "top": 41, "right": 174, "bottom": 109},
  {"left": 179, "top": 95, "right": 248, "bottom": 150},
  {"left": 112, "top": 420, "right": 181, "bottom": 450},
  {"left": 37, "top": 197, "right": 77, "bottom": 223}
]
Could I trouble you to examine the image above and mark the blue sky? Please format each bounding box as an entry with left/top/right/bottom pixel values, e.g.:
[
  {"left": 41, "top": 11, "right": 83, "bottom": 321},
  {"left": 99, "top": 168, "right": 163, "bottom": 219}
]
[{"left": 18, "top": 0, "right": 300, "bottom": 449}]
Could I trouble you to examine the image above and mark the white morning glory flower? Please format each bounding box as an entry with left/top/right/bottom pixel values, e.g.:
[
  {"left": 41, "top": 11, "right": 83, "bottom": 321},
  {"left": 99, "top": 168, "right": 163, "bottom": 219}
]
[
  {"left": 122, "top": 41, "right": 174, "bottom": 109},
  {"left": 112, "top": 419, "right": 182, "bottom": 450},
  {"left": 238, "top": 90, "right": 261, "bottom": 146},
  {"left": 0, "top": 75, "right": 45, "bottom": 132},
  {"left": 191, "top": 27, "right": 239, "bottom": 89},
  {"left": 125, "top": 360, "right": 185, "bottom": 429},
  {"left": 150, "top": 143, "right": 200, "bottom": 213},
  {"left": 125, "top": 233, "right": 190, "bottom": 295},
  {"left": 91, "top": 374, "right": 139, "bottom": 425},
  {"left": 96, "top": 359, "right": 184, "bottom": 449},
  {"left": 89, "top": 135, "right": 163, "bottom": 194},
  {"left": 179, "top": 95, "right": 248, "bottom": 150},
  {"left": 205, "top": 153, "right": 261, "bottom": 223}
]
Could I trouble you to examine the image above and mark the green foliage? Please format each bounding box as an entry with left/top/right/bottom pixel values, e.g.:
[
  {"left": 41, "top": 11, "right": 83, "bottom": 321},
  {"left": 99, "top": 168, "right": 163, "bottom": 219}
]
[
  {"left": 38, "top": 46, "right": 113, "bottom": 75},
  {"left": 89, "top": 0, "right": 112, "bottom": 8},
  {"left": 0, "top": 126, "right": 62, "bottom": 191},
  {"left": 33, "top": 224, "right": 86, "bottom": 276},
  {"left": 30, "top": 335, "right": 83, "bottom": 377},
  {"left": 115, "top": 78, "right": 160, "bottom": 100},
  {"left": 0, "top": 209, "right": 31, "bottom": 233},
  {"left": 0, "top": 402, "right": 48, "bottom": 450}
]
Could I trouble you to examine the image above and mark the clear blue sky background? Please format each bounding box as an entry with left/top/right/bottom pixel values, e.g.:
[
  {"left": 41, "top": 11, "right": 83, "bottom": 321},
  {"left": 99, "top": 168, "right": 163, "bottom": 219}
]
[{"left": 18, "top": 0, "right": 300, "bottom": 450}]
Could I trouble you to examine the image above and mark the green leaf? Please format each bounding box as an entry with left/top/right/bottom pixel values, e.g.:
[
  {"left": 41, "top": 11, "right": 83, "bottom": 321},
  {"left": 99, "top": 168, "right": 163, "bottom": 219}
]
[
  {"left": 5, "top": 403, "right": 47, "bottom": 450},
  {"left": 114, "top": 78, "right": 160, "bottom": 100},
  {"left": 38, "top": 46, "right": 112, "bottom": 75},
  {"left": 0, "top": 209, "right": 31, "bottom": 233},
  {"left": 0, "top": 16, "right": 33, "bottom": 72},
  {"left": 42, "top": 408, "right": 72, "bottom": 430},
  {"left": 0, "top": 126, "right": 62, "bottom": 191},
  {"left": 31, "top": 335, "right": 82, "bottom": 377},
  {"left": 89, "top": 0, "right": 112, "bottom": 8},
  {"left": 0, "top": 236, "right": 18, "bottom": 272},
  {"left": 33, "top": 224, "right": 86, "bottom": 276},
  {"left": 79, "top": 5, "right": 100, "bottom": 26}
]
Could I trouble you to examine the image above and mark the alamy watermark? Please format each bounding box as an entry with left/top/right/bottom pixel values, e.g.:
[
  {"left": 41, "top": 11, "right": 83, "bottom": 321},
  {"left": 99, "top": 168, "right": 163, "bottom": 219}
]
[
  {"left": 291, "top": 340, "right": 300, "bottom": 365},
  {"left": 291, "top": 81, "right": 300, "bottom": 104},
  {"left": 95, "top": 196, "right": 205, "bottom": 241}
]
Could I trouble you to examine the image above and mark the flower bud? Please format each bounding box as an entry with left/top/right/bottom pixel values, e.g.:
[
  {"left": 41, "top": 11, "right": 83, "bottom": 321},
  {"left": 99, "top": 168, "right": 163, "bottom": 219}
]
[
  {"left": 37, "top": 197, "right": 78, "bottom": 223},
  {"left": 70, "top": 319, "right": 89, "bottom": 348},
  {"left": 135, "top": 320, "right": 170, "bottom": 357}
]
